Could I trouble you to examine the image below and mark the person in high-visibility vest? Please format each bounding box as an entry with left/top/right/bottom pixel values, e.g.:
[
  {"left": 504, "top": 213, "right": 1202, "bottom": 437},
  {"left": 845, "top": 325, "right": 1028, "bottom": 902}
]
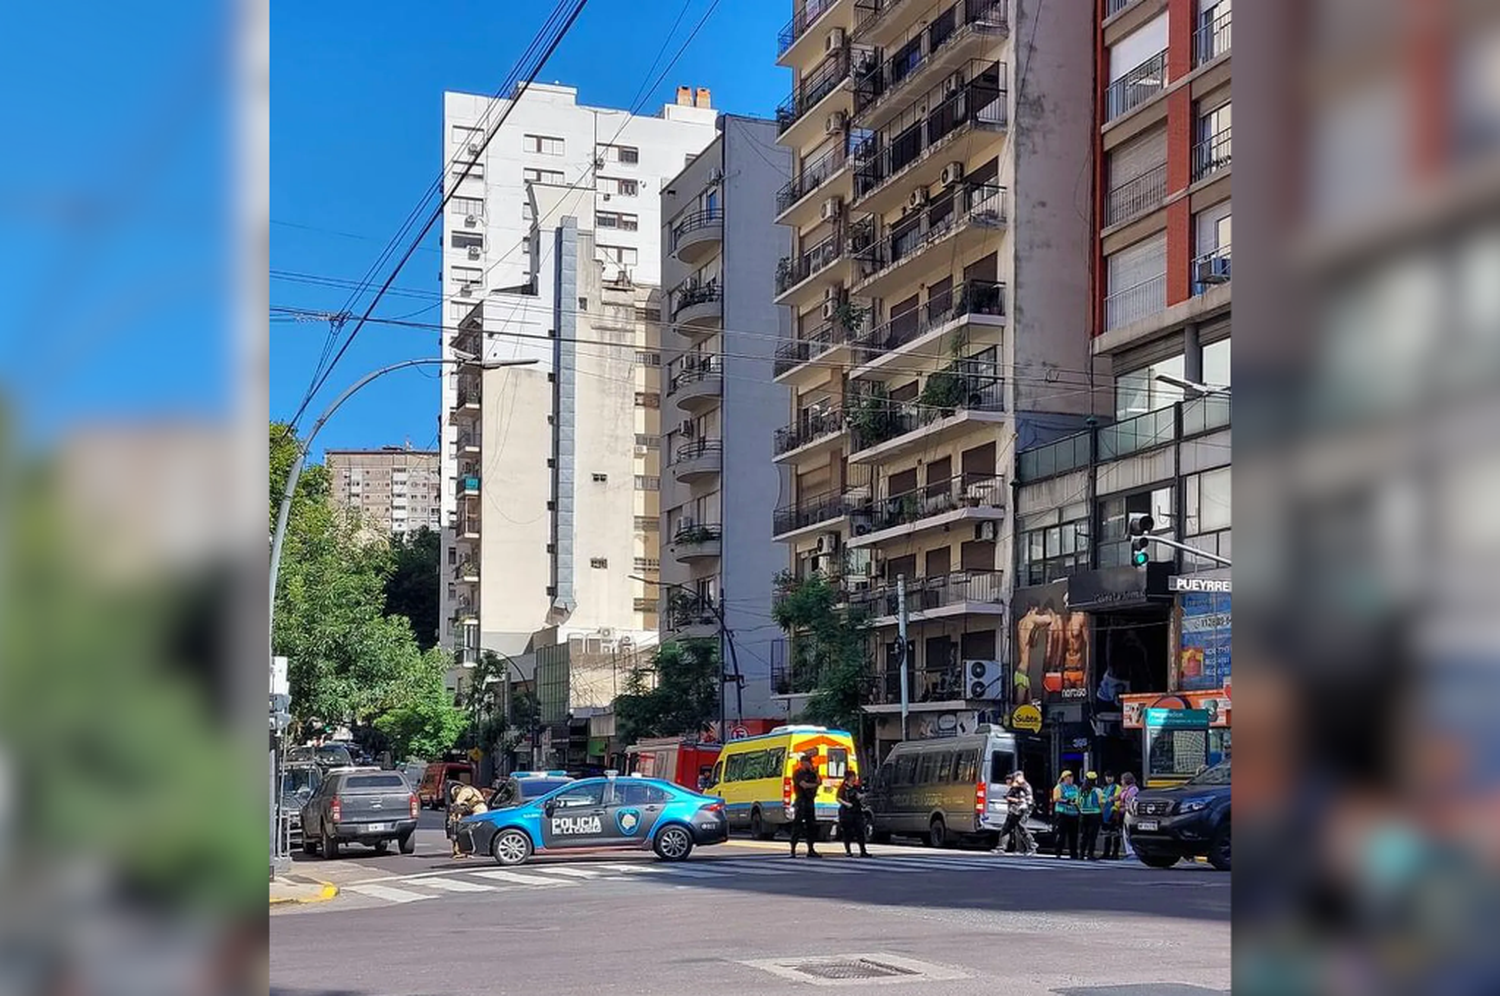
[
  {"left": 1099, "top": 772, "right": 1124, "bottom": 860},
  {"left": 1051, "top": 771, "right": 1080, "bottom": 860},
  {"left": 1077, "top": 771, "right": 1104, "bottom": 861}
]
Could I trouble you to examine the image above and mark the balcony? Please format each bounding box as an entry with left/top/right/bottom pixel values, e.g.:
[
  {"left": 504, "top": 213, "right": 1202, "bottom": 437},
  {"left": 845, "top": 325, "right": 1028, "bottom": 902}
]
[
  {"left": 457, "top": 431, "right": 482, "bottom": 455},
  {"left": 775, "top": 50, "right": 851, "bottom": 138},
  {"left": 849, "top": 473, "right": 1005, "bottom": 547},
  {"left": 450, "top": 317, "right": 482, "bottom": 357},
  {"left": 1192, "top": 128, "right": 1232, "bottom": 183},
  {"left": 1104, "top": 162, "right": 1167, "bottom": 228},
  {"left": 451, "top": 598, "right": 478, "bottom": 625},
  {"left": 664, "top": 593, "right": 719, "bottom": 640},
  {"left": 667, "top": 355, "right": 723, "bottom": 414},
  {"left": 1105, "top": 50, "right": 1167, "bottom": 121},
  {"left": 851, "top": 0, "right": 925, "bottom": 47},
  {"left": 773, "top": 320, "right": 857, "bottom": 381},
  {"left": 773, "top": 490, "right": 865, "bottom": 539},
  {"left": 454, "top": 558, "right": 480, "bottom": 584},
  {"left": 453, "top": 378, "right": 481, "bottom": 419},
  {"left": 634, "top": 515, "right": 660, "bottom": 532},
  {"left": 852, "top": 279, "right": 1005, "bottom": 372},
  {"left": 456, "top": 473, "right": 481, "bottom": 498},
  {"left": 1191, "top": 244, "right": 1232, "bottom": 296},
  {"left": 671, "top": 279, "right": 722, "bottom": 331},
  {"left": 851, "top": 62, "right": 1007, "bottom": 214},
  {"left": 847, "top": 376, "right": 1004, "bottom": 460},
  {"left": 774, "top": 217, "right": 872, "bottom": 308},
  {"left": 774, "top": 405, "right": 848, "bottom": 461},
  {"left": 456, "top": 510, "right": 481, "bottom": 541},
  {"left": 849, "top": 569, "right": 1005, "bottom": 625},
  {"left": 852, "top": 0, "right": 1008, "bottom": 131},
  {"left": 671, "top": 208, "right": 722, "bottom": 266},
  {"left": 1194, "top": 7, "right": 1232, "bottom": 66},
  {"left": 777, "top": 0, "right": 839, "bottom": 60},
  {"left": 634, "top": 596, "right": 657, "bottom": 614},
  {"left": 1104, "top": 272, "right": 1166, "bottom": 331},
  {"left": 852, "top": 183, "right": 1006, "bottom": 300},
  {"left": 670, "top": 522, "right": 722, "bottom": 563},
  {"left": 776, "top": 141, "right": 858, "bottom": 222},
  {"left": 669, "top": 437, "right": 722, "bottom": 483}
]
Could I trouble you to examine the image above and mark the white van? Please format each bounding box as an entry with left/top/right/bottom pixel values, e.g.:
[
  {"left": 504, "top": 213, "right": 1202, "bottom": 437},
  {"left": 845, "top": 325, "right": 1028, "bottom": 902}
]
[{"left": 867, "top": 725, "right": 1023, "bottom": 848}]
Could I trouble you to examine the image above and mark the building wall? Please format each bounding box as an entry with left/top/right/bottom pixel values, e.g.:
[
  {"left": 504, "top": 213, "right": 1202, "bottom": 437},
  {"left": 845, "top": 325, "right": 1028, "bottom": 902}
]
[{"left": 325, "top": 449, "right": 443, "bottom": 537}]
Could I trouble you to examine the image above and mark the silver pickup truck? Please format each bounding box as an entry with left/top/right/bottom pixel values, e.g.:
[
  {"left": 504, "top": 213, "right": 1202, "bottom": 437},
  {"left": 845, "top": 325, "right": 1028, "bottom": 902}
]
[{"left": 300, "top": 767, "right": 419, "bottom": 858}]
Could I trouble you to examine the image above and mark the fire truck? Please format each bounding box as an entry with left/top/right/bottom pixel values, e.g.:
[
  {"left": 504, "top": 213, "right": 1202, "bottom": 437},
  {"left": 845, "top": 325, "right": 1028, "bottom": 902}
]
[{"left": 625, "top": 736, "right": 723, "bottom": 792}]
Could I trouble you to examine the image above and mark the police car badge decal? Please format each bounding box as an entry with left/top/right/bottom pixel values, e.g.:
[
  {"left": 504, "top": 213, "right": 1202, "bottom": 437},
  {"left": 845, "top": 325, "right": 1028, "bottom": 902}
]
[{"left": 615, "top": 808, "right": 642, "bottom": 835}]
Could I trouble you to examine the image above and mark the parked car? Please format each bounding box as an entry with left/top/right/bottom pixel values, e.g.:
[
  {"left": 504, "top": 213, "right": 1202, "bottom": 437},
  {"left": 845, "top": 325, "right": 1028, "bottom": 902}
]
[
  {"left": 1126, "top": 759, "right": 1231, "bottom": 870},
  {"left": 286, "top": 743, "right": 356, "bottom": 771},
  {"left": 301, "top": 767, "right": 419, "bottom": 858},
  {"left": 416, "top": 761, "right": 478, "bottom": 809}
]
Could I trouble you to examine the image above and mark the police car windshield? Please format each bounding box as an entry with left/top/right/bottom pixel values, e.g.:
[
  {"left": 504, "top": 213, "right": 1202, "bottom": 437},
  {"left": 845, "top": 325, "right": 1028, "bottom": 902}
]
[{"left": 519, "top": 779, "right": 572, "bottom": 799}]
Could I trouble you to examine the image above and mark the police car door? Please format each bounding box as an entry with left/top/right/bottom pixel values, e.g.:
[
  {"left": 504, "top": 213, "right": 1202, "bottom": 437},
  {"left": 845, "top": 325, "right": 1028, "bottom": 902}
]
[
  {"left": 539, "top": 781, "right": 610, "bottom": 849},
  {"left": 602, "top": 780, "right": 668, "bottom": 845}
]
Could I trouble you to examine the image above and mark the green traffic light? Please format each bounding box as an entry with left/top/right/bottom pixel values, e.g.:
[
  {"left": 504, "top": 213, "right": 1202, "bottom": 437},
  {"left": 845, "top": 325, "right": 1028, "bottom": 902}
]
[{"left": 1132, "top": 550, "right": 1149, "bottom": 567}]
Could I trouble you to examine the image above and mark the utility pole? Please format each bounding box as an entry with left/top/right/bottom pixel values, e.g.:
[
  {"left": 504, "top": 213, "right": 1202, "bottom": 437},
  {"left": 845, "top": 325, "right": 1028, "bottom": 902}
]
[{"left": 897, "top": 574, "right": 910, "bottom": 741}]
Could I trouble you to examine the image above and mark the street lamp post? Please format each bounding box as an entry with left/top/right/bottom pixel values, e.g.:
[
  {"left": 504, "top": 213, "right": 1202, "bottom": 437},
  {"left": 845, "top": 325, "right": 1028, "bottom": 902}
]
[
  {"left": 268, "top": 355, "right": 536, "bottom": 877},
  {"left": 629, "top": 574, "right": 743, "bottom": 742}
]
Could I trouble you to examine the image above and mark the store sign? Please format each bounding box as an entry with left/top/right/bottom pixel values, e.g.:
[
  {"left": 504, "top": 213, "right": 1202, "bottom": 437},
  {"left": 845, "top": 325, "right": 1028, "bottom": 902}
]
[
  {"left": 1010, "top": 704, "right": 1043, "bottom": 733},
  {"left": 1179, "top": 592, "right": 1231, "bottom": 692},
  {"left": 1012, "top": 580, "right": 1090, "bottom": 706},
  {"left": 1169, "top": 576, "right": 1232, "bottom": 593},
  {"left": 1146, "top": 708, "right": 1210, "bottom": 729}
]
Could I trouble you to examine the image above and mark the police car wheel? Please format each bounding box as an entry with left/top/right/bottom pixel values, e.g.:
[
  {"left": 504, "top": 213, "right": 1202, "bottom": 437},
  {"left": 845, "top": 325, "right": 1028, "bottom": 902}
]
[
  {"left": 653, "top": 825, "right": 694, "bottom": 862},
  {"left": 491, "top": 829, "right": 533, "bottom": 866}
]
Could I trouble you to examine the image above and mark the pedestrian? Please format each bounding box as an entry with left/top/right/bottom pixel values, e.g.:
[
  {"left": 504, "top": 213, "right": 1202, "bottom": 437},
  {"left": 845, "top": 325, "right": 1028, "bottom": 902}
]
[
  {"left": 1100, "top": 772, "right": 1124, "bottom": 860},
  {"left": 1051, "top": 771, "right": 1080, "bottom": 860},
  {"left": 445, "top": 779, "right": 489, "bottom": 859},
  {"left": 1118, "top": 772, "right": 1140, "bottom": 859},
  {"left": 788, "top": 749, "right": 823, "bottom": 858},
  {"left": 836, "top": 770, "right": 870, "bottom": 857},
  {"left": 999, "top": 771, "right": 1037, "bottom": 855},
  {"left": 1078, "top": 771, "right": 1103, "bottom": 860}
]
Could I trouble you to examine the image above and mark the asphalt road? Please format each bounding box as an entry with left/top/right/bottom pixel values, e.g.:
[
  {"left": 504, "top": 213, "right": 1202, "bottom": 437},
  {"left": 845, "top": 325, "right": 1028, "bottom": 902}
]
[{"left": 272, "top": 814, "right": 1231, "bottom": 996}]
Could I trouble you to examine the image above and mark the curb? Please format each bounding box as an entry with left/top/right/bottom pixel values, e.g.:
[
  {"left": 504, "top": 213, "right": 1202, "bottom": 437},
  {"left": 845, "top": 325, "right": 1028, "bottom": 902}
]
[{"left": 270, "top": 879, "right": 339, "bottom": 906}]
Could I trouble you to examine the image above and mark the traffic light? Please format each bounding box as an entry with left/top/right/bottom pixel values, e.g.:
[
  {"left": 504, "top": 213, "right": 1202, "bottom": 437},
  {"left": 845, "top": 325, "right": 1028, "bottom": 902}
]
[{"left": 1128, "top": 512, "right": 1154, "bottom": 567}]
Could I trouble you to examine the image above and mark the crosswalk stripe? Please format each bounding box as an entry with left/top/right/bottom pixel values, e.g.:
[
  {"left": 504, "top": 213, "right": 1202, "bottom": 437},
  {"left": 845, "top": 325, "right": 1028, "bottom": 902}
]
[
  {"left": 346, "top": 883, "right": 434, "bottom": 904},
  {"left": 590, "top": 863, "right": 670, "bottom": 875},
  {"left": 693, "top": 860, "right": 796, "bottom": 877},
  {"left": 416, "top": 876, "right": 495, "bottom": 893},
  {"left": 472, "top": 869, "right": 579, "bottom": 887},
  {"left": 769, "top": 858, "right": 862, "bottom": 875},
  {"left": 524, "top": 865, "right": 610, "bottom": 880},
  {"left": 643, "top": 864, "right": 730, "bottom": 879}
]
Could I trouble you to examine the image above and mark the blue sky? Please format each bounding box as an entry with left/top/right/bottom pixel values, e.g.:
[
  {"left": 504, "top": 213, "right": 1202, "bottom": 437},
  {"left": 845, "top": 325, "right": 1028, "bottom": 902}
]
[{"left": 271, "top": 0, "right": 790, "bottom": 457}]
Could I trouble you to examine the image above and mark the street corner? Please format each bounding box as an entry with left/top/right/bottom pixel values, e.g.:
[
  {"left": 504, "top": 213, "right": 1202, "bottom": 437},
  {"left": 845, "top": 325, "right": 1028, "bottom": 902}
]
[{"left": 270, "top": 874, "right": 339, "bottom": 907}]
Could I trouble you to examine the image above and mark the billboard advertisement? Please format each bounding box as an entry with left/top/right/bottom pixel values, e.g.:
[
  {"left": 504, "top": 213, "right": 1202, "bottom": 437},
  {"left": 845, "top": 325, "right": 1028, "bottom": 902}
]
[
  {"left": 1012, "top": 580, "right": 1090, "bottom": 706},
  {"left": 1178, "top": 592, "right": 1231, "bottom": 692}
]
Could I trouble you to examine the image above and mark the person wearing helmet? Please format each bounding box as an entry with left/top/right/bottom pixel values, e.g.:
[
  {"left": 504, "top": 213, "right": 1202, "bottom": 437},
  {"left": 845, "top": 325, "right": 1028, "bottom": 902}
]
[
  {"left": 1052, "top": 771, "right": 1080, "bottom": 860},
  {"left": 445, "top": 779, "right": 489, "bottom": 859}
]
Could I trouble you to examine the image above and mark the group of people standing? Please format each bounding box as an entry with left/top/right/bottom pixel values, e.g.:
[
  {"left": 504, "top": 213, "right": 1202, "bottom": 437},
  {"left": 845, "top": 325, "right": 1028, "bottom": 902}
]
[{"left": 1048, "top": 769, "right": 1137, "bottom": 860}]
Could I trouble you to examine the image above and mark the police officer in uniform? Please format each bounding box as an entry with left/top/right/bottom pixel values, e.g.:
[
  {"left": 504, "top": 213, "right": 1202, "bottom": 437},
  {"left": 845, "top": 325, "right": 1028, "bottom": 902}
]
[
  {"left": 788, "top": 750, "right": 823, "bottom": 858},
  {"left": 446, "top": 780, "right": 489, "bottom": 859}
]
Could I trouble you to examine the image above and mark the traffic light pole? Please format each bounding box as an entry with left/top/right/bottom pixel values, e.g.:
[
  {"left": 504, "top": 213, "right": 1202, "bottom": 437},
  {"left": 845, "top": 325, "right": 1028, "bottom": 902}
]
[{"left": 1146, "top": 535, "right": 1233, "bottom": 567}]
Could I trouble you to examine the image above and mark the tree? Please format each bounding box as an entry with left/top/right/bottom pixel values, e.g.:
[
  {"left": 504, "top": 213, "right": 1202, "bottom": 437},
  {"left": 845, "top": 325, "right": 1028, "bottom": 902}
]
[
  {"left": 373, "top": 648, "right": 468, "bottom": 760},
  {"left": 614, "top": 640, "right": 719, "bottom": 744},
  {"left": 385, "top": 526, "right": 441, "bottom": 650},
  {"left": 772, "top": 572, "right": 871, "bottom": 736}
]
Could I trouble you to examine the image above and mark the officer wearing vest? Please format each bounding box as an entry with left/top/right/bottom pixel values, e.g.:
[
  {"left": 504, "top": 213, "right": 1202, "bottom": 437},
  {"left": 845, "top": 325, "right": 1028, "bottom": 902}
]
[
  {"left": 1051, "top": 771, "right": 1080, "bottom": 860},
  {"left": 1099, "top": 772, "right": 1124, "bottom": 860},
  {"left": 1077, "top": 771, "right": 1104, "bottom": 861}
]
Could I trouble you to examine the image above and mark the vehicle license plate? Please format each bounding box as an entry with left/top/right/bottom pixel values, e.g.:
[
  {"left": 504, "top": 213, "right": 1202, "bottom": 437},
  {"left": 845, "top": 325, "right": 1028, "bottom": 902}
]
[
  {"left": 1136, "top": 819, "right": 1158, "bottom": 831},
  {"left": 367, "top": 822, "right": 393, "bottom": 833}
]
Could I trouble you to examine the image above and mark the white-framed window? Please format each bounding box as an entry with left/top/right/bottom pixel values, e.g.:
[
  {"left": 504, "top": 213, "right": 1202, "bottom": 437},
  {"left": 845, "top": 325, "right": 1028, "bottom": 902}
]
[
  {"left": 601, "top": 177, "right": 640, "bottom": 197},
  {"left": 449, "top": 265, "right": 482, "bottom": 290},
  {"left": 597, "top": 211, "right": 640, "bottom": 231},
  {"left": 1202, "top": 336, "right": 1231, "bottom": 389},
  {"left": 597, "top": 245, "right": 639, "bottom": 266},
  {"left": 524, "top": 167, "right": 565, "bottom": 185},
  {"left": 596, "top": 143, "right": 640, "bottom": 165},
  {"left": 451, "top": 124, "right": 483, "bottom": 147},
  {"left": 451, "top": 162, "right": 484, "bottom": 181},
  {"left": 524, "top": 134, "right": 565, "bottom": 156},
  {"left": 450, "top": 196, "right": 485, "bottom": 217},
  {"left": 451, "top": 231, "right": 483, "bottom": 250},
  {"left": 522, "top": 202, "right": 535, "bottom": 222}
]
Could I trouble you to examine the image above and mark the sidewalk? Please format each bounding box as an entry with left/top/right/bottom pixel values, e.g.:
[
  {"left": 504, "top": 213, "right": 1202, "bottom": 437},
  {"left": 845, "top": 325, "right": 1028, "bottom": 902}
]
[{"left": 270, "top": 873, "right": 339, "bottom": 906}]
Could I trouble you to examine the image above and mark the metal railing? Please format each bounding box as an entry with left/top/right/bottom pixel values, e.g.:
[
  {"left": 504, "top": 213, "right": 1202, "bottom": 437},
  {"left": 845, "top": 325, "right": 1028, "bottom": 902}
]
[
  {"left": 1105, "top": 50, "right": 1168, "bottom": 120},
  {"left": 454, "top": 559, "right": 479, "bottom": 581},
  {"left": 456, "top": 431, "right": 481, "bottom": 450},
  {"left": 671, "top": 280, "right": 721, "bottom": 318},
  {"left": 777, "top": 142, "right": 853, "bottom": 215},
  {"left": 635, "top": 475, "right": 661, "bottom": 491},
  {"left": 853, "top": 64, "right": 1007, "bottom": 200},
  {"left": 850, "top": 569, "right": 1005, "bottom": 617},
  {"left": 1194, "top": 7, "right": 1232, "bottom": 66},
  {"left": 853, "top": 279, "right": 1005, "bottom": 364},
  {"left": 1191, "top": 243, "right": 1232, "bottom": 295},
  {"left": 776, "top": 51, "right": 850, "bottom": 136},
  {"left": 775, "top": 227, "right": 851, "bottom": 295},
  {"left": 853, "top": 0, "right": 1008, "bottom": 121},
  {"left": 1098, "top": 405, "right": 1177, "bottom": 460},
  {"left": 849, "top": 378, "right": 1004, "bottom": 452},
  {"left": 774, "top": 405, "right": 847, "bottom": 456},
  {"left": 671, "top": 438, "right": 723, "bottom": 465},
  {"left": 773, "top": 321, "right": 851, "bottom": 377},
  {"left": 864, "top": 473, "right": 1004, "bottom": 532},
  {"left": 854, "top": 184, "right": 1005, "bottom": 284},
  {"left": 671, "top": 208, "right": 722, "bottom": 250},
  {"left": 778, "top": 0, "right": 837, "bottom": 55},
  {"left": 1192, "top": 128, "right": 1232, "bottom": 182},
  {"left": 1103, "top": 272, "right": 1166, "bottom": 330},
  {"left": 853, "top": 0, "right": 914, "bottom": 41},
  {"left": 665, "top": 593, "right": 719, "bottom": 631},
  {"left": 668, "top": 354, "right": 723, "bottom": 393},
  {"left": 1105, "top": 162, "right": 1167, "bottom": 226},
  {"left": 1105, "top": 0, "right": 1138, "bottom": 15},
  {"left": 773, "top": 490, "right": 863, "bottom": 537},
  {"left": 673, "top": 522, "right": 723, "bottom": 545},
  {"left": 456, "top": 511, "right": 481, "bottom": 537}
]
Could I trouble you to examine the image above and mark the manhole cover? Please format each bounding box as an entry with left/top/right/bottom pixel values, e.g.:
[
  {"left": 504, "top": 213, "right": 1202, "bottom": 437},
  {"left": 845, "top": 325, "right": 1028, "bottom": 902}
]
[{"left": 740, "top": 953, "right": 968, "bottom": 987}]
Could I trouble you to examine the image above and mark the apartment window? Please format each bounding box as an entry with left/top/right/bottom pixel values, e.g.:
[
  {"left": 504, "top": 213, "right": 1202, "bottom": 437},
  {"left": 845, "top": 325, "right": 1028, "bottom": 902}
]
[
  {"left": 449, "top": 301, "right": 476, "bottom": 320},
  {"left": 448, "top": 547, "right": 458, "bottom": 566},
  {"left": 597, "top": 143, "right": 640, "bottom": 165},
  {"left": 1192, "top": 201, "right": 1232, "bottom": 293},
  {"left": 1106, "top": 127, "right": 1167, "bottom": 225},
  {"left": 592, "top": 473, "right": 608, "bottom": 483},
  {"left": 1105, "top": 232, "right": 1167, "bottom": 330},
  {"left": 602, "top": 177, "right": 640, "bottom": 197},
  {"left": 451, "top": 124, "right": 484, "bottom": 147},
  {"left": 524, "top": 134, "right": 565, "bottom": 156},
  {"left": 1202, "top": 336, "right": 1231, "bottom": 389},
  {"left": 597, "top": 245, "right": 639, "bottom": 266},
  {"left": 596, "top": 211, "right": 639, "bottom": 231},
  {"left": 1020, "top": 506, "right": 1091, "bottom": 586},
  {"left": 450, "top": 196, "right": 484, "bottom": 217},
  {"left": 635, "top": 392, "right": 660, "bottom": 408},
  {"left": 635, "top": 476, "right": 661, "bottom": 491},
  {"left": 450, "top": 265, "right": 483, "bottom": 290},
  {"left": 451, "top": 231, "right": 483, "bottom": 250},
  {"left": 1116, "top": 353, "right": 1185, "bottom": 419},
  {"left": 1098, "top": 487, "right": 1175, "bottom": 568},
  {"left": 524, "top": 167, "right": 565, "bottom": 185},
  {"left": 1107, "top": 13, "right": 1169, "bottom": 119},
  {"left": 1194, "top": 100, "right": 1232, "bottom": 181},
  {"left": 590, "top": 558, "right": 609, "bottom": 569},
  {"left": 634, "top": 350, "right": 661, "bottom": 366},
  {"left": 451, "top": 162, "right": 484, "bottom": 181},
  {"left": 522, "top": 202, "right": 535, "bottom": 222},
  {"left": 1185, "top": 465, "right": 1232, "bottom": 537}
]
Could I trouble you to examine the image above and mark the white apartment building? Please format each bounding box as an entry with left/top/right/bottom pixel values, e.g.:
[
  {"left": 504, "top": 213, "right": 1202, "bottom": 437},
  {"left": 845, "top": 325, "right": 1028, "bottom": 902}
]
[
  {"left": 657, "top": 116, "right": 792, "bottom": 726},
  {"left": 439, "top": 82, "right": 718, "bottom": 695},
  {"left": 325, "top": 447, "right": 443, "bottom": 538}
]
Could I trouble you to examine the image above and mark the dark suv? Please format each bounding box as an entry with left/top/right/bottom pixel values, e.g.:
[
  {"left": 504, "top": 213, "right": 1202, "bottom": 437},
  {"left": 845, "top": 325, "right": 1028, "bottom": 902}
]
[
  {"left": 300, "top": 768, "right": 419, "bottom": 858},
  {"left": 1126, "top": 759, "right": 1231, "bottom": 871}
]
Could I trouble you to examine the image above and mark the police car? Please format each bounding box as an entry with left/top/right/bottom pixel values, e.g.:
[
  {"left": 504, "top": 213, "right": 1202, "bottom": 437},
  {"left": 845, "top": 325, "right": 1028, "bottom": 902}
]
[
  {"left": 455, "top": 772, "right": 728, "bottom": 866},
  {"left": 488, "top": 771, "right": 573, "bottom": 809}
]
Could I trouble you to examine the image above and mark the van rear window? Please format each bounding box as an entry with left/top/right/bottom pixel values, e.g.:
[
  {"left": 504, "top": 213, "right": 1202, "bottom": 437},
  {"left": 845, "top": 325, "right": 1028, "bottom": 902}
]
[{"left": 347, "top": 775, "right": 407, "bottom": 790}]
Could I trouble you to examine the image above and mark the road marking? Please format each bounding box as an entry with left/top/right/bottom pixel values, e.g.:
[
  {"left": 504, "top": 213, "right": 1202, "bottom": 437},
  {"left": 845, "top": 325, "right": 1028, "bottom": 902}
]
[
  {"left": 416, "top": 876, "right": 495, "bottom": 893},
  {"left": 591, "top": 863, "right": 670, "bottom": 875},
  {"left": 643, "top": 865, "right": 731, "bottom": 879},
  {"left": 525, "top": 865, "right": 609, "bottom": 880},
  {"left": 345, "top": 884, "right": 434, "bottom": 904},
  {"left": 472, "top": 869, "right": 579, "bottom": 887},
  {"left": 695, "top": 860, "right": 797, "bottom": 876}
]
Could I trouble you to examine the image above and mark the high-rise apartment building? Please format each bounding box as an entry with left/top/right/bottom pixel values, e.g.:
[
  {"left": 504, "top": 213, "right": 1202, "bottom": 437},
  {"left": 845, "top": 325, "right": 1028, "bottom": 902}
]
[
  {"left": 770, "top": 0, "right": 1097, "bottom": 756},
  {"left": 325, "top": 447, "right": 443, "bottom": 537},
  {"left": 657, "top": 116, "right": 792, "bottom": 727},
  {"left": 439, "top": 83, "right": 718, "bottom": 694}
]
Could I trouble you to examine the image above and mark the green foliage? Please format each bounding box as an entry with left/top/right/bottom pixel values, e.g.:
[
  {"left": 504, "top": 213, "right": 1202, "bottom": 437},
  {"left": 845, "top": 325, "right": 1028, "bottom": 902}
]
[
  {"left": 846, "top": 386, "right": 899, "bottom": 447},
  {"left": 772, "top": 573, "right": 870, "bottom": 735},
  {"left": 918, "top": 368, "right": 966, "bottom": 412},
  {"left": 373, "top": 649, "right": 467, "bottom": 760},
  {"left": 675, "top": 523, "right": 717, "bottom": 545},
  {"left": 385, "top": 526, "right": 441, "bottom": 651},
  {"left": 614, "top": 640, "right": 720, "bottom": 744},
  {"left": 833, "top": 300, "right": 868, "bottom": 336}
]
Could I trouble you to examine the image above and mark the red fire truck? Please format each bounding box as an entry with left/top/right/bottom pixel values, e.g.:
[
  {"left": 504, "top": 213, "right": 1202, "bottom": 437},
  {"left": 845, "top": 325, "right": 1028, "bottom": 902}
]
[{"left": 625, "top": 737, "right": 723, "bottom": 792}]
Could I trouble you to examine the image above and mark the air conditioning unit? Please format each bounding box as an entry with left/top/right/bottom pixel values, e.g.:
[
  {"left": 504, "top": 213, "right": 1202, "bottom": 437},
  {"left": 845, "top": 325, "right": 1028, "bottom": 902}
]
[
  {"left": 825, "top": 111, "right": 847, "bottom": 135},
  {"left": 1195, "top": 255, "right": 1231, "bottom": 284},
  {"left": 821, "top": 299, "right": 838, "bottom": 320},
  {"left": 940, "top": 161, "right": 965, "bottom": 186},
  {"left": 464, "top": 213, "right": 478, "bottom": 227},
  {"left": 816, "top": 532, "right": 840, "bottom": 554},
  {"left": 598, "top": 627, "right": 615, "bottom": 640},
  {"left": 458, "top": 284, "right": 472, "bottom": 297},
  {"left": 825, "top": 28, "right": 846, "bottom": 53},
  {"left": 819, "top": 196, "right": 843, "bottom": 221},
  {"left": 908, "top": 187, "right": 930, "bottom": 210},
  {"left": 943, "top": 72, "right": 966, "bottom": 97},
  {"left": 975, "top": 520, "right": 998, "bottom": 542},
  {"left": 468, "top": 142, "right": 482, "bottom": 155},
  {"left": 965, "top": 659, "right": 1003, "bottom": 700},
  {"left": 466, "top": 246, "right": 481, "bottom": 260}
]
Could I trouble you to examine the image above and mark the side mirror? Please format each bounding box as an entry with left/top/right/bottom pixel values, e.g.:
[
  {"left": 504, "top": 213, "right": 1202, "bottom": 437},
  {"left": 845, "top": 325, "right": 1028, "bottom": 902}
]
[{"left": 543, "top": 801, "right": 556, "bottom": 818}]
